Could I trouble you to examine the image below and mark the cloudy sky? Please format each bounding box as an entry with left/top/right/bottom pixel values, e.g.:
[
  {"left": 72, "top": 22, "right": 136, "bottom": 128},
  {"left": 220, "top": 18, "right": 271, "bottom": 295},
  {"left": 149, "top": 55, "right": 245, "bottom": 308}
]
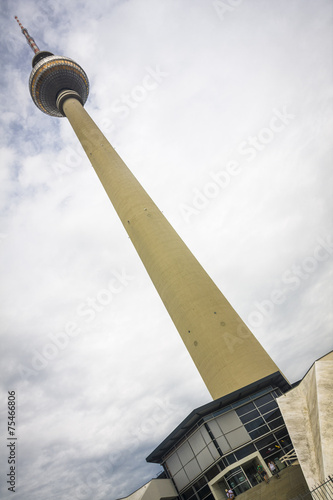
[{"left": 0, "top": 0, "right": 332, "bottom": 498}]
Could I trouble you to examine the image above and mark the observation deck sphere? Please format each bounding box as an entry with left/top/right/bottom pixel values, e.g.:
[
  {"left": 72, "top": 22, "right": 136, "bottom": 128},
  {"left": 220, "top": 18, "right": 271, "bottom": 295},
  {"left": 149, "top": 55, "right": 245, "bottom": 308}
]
[{"left": 29, "top": 55, "right": 89, "bottom": 117}]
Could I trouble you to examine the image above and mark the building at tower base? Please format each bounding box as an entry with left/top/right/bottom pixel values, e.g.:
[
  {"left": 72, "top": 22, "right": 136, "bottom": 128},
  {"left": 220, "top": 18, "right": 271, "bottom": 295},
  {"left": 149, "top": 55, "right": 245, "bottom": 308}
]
[
  {"left": 120, "top": 354, "right": 332, "bottom": 500},
  {"left": 119, "top": 353, "right": 332, "bottom": 499},
  {"left": 145, "top": 372, "right": 294, "bottom": 498}
]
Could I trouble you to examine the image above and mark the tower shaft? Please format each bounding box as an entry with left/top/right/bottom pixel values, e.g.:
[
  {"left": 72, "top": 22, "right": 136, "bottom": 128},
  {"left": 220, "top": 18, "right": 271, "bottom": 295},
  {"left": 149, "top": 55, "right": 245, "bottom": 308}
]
[{"left": 62, "top": 97, "right": 279, "bottom": 399}]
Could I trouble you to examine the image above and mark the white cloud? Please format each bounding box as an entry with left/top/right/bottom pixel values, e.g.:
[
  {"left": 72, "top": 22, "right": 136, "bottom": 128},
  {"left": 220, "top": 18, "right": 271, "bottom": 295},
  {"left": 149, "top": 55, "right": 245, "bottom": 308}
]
[{"left": 0, "top": 0, "right": 332, "bottom": 498}]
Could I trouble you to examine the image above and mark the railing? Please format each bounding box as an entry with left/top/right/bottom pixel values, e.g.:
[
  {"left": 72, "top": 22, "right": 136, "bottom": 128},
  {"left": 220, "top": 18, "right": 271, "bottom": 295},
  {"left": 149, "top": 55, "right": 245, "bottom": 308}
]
[
  {"left": 290, "top": 476, "right": 333, "bottom": 500},
  {"left": 280, "top": 448, "right": 298, "bottom": 466}
]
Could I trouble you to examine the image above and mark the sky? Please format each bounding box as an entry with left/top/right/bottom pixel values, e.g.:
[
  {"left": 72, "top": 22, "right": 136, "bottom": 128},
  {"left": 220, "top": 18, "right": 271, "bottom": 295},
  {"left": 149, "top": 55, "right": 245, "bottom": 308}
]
[{"left": 0, "top": 0, "right": 332, "bottom": 498}]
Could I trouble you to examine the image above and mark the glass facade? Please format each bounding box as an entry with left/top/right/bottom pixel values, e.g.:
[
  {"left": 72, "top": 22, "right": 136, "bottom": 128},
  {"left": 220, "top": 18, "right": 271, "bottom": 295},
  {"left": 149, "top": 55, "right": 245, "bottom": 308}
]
[{"left": 162, "top": 386, "right": 293, "bottom": 499}]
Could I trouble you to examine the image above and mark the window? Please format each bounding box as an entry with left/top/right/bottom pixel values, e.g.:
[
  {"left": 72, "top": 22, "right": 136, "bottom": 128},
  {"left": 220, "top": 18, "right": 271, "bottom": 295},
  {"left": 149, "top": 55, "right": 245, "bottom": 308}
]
[
  {"left": 279, "top": 435, "right": 292, "bottom": 450},
  {"left": 259, "top": 442, "right": 281, "bottom": 459},
  {"left": 255, "top": 434, "right": 276, "bottom": 450},
  {"left": 224, "top": 454, "right": 237, "bottom": 466},
  {"left": 181, "top": 487, "right": 194, "bottom": 500},
  {"left": 193, "top": 476, "right": 207, "bottom": 491},
  {"left": 217, "top": 458, "right": 227, "bottom": 469},
  {"left": 263, "top": 409, "right": 281, "bottom": 423},
  {"left": 236, "top": 402, "right": 255, "bottom": 416},
  {"left": 239, "top": 409, "right": 260, "bottom": 424},
  {"left": 259, "top": 400, "right": 278, "bottom": 414},
  {"left": 234, "top": 443, "right": 256, "bottom": 460},
  {"left": 249, "top": 425, "right": 269, "bottom": 439},
  {"left": 268, "top": 417, "right": 284, "bottom": 430},
  {"left": 254, "top": 393, "right": 273, "bottom": 407},
  {"left": 205, "top": 465, "right": 219, "bottom": 481},
  {"left": 245, "top": 417, "right": 265, "bottom": 432},
  {"left": 274, "top": 428, "right": 288, "bottom": 440},
  {"left": 197, "top": 485, "right": 211, "bottom": 499}
]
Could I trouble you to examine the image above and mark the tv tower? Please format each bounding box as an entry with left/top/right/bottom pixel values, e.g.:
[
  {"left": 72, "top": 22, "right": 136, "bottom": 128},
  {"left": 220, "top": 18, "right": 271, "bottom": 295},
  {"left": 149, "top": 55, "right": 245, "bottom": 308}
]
[{"left": 15, "top": 17, "right": 283, "bottom": 400}]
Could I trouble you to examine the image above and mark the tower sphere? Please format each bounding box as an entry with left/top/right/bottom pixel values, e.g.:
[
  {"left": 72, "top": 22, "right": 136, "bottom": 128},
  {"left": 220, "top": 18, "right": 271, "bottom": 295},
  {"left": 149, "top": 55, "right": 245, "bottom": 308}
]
[{"left": 29, "top": 55, "right": 89, "bottom": 117}]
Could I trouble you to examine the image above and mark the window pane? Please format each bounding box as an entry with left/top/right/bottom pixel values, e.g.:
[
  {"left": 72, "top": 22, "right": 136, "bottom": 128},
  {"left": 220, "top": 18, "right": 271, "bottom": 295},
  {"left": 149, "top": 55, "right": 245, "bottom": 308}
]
[
  {"left": 259, "top": 400, "right": 278, "bottom": 414},
  {"left": 193, "top": 476, "right": 207, "bottom": 491},
  {"left": 245, "top": 417, "right": 265, "bottom": 432},
  {"left": 217, "top": 458, "right": 227, "bottom": 470},
  {"left": 236, "top": 402, "right": 255, "bottom": 416},
  {"left": 259, "top": 443, "right": 281, "bottom": 459},
  {"left": 197, "top": 485, "right": 211, "bottom": 499},
  {"left": 255, "top": 435, "right": 276, "bottom": 450},
  {"left": 225, "top": 454, "right": 237, "bottom": 465},
  {"left": 239, "top": 409, "right": 260, "bottom": 424},
  {"left": 182, "top": 487, "right": 195, "bottom": 500},
  {"left": 234, "top": 443, "right": 256, "bottom": 460},
  {"left": 263, "top": 410, "right": 280, "bottom": 424},
  {"left": 254, "top": 394, "right": 273, "bottom": 407},
  {"left": 279, "top": 435, "right": 292, "bottom": 449},
  {"left": 274, "top": 427, "right": 288, "bottom": 440},
  {"left": 205, "top": 465, "right": 219, "bottom": 481},
  {"left": 269, "top": 417, "right": 284, "bottom": 430},
  {"left": 249, "top": 425, "right": 269, "bottom": 439}
]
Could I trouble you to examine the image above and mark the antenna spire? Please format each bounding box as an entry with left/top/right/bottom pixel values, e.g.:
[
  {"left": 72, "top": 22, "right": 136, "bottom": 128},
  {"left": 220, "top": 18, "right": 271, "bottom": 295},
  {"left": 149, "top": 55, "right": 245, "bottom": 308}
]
[{"left": 14, "top": 16, "right": 40, "bottom": 54}]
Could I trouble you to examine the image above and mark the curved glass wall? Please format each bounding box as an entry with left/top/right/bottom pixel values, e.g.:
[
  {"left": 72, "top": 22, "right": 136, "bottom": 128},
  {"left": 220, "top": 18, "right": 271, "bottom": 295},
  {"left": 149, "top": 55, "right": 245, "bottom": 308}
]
[{"left": 162, "top": 386, "right": 293, "bottom": 499}]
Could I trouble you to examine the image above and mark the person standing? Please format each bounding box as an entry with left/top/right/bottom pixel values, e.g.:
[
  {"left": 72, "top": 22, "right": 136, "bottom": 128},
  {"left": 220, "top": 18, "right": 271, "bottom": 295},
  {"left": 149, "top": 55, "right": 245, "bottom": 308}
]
[
  {"left": 268, "top": 460, "right": 280, "bottom": 479},
  {"left": 257, "top": 463, "right": 270, "bottom": 483},
  {"left": 225, "top": 488, "right": 235, "bottom": 499}
]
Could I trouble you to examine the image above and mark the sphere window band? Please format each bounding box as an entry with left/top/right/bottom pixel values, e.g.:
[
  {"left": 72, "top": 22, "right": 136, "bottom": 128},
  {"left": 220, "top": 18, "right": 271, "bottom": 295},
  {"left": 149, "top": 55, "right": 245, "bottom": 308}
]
[{"left": 29, "top": 55, "right": 89, "bottom": 117}]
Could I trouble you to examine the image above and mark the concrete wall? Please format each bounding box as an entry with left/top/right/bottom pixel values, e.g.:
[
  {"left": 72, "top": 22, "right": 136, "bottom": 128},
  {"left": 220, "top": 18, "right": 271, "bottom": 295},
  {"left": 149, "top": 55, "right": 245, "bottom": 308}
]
[{"left": 277, "top": 352, "right": 333, "bottom": 489}]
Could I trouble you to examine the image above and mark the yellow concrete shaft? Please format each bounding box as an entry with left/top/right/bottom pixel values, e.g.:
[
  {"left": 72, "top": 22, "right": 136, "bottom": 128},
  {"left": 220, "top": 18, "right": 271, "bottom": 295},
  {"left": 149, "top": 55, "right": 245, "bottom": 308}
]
[{"left": 62, "top": 97, "right": 279, "bottom": 400}]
